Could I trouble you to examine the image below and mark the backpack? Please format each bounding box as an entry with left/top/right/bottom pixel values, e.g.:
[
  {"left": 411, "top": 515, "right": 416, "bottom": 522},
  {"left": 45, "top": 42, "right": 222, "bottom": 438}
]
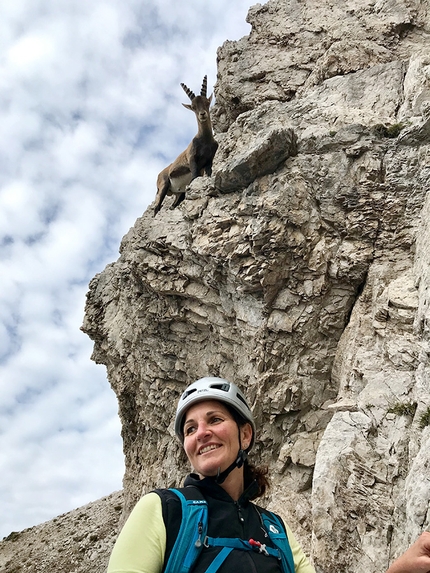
[{"left": 162, "top": 487, "right": 295, "bottom": 573}]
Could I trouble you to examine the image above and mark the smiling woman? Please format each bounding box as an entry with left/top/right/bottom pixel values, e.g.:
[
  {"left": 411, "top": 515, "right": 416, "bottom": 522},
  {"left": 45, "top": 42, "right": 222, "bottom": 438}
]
[
  {"left": 107, "top": 377, "right": 315, "bottom": 573},
  {"left": 106, "top": 378, "right": 430, "bottom": 573},
  {"left": 182, "top": 400, "right": 253, "bottom": 500}
]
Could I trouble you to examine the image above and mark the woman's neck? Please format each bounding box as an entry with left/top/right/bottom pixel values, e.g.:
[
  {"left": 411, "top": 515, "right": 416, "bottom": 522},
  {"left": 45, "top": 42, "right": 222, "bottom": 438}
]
[{"left": 202, "top": 466, "right": 245, "bottom": 501}]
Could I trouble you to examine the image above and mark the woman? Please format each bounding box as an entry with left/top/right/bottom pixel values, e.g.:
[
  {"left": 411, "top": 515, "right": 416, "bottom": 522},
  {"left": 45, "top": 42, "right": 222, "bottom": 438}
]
[{"left": 107, "top": 377, "right": 430, "bottom": 573}]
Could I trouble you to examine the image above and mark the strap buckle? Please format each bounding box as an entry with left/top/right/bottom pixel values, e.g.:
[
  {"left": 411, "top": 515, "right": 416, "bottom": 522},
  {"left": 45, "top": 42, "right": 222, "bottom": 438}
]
[{"left": 248, "top": 538, "right": 269, "bottom": 556}]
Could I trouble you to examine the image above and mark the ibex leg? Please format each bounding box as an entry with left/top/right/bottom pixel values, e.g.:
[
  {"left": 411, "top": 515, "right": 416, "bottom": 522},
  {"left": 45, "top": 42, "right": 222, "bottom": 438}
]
[
  {"left": 154, "top": 170, "right": 171, "bottom": 215},
  {"left": 171, "top": 192, "right": 185, "bottom": 209}
]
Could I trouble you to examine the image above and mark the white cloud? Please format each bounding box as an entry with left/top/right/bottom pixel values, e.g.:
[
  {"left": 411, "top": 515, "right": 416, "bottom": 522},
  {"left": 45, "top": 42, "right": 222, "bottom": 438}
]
[
  {"left": 0, "top": 0, "right": 253, "bottom": 539},
  {"left": 7, "top": 34, "right": 56, "bottom": 69}
]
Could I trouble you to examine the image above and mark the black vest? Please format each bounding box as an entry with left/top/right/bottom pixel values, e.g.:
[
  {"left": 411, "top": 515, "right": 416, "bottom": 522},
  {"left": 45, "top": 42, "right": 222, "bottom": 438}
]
[{"left": 154, "top": 474, "right": 284, "bottom": 573}]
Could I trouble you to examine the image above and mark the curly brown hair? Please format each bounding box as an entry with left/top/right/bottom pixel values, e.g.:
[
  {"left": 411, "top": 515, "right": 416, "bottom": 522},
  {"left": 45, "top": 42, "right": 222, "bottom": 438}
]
[
  {"left": 244, "top": 460, "right": 270, "bottom": 499},
  {"left": 223, "top": 403, "right": 270, "bottom": 499}
]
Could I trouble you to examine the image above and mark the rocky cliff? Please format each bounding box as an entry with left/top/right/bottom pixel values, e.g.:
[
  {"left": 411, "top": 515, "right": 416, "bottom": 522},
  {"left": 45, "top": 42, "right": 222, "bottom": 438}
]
[
  {"left": 0, "top": 491, "right": 123, "bottom": 573},
  {"left": 81, "top": 1, "right": 430, "bottom": 570},
  {"left": 2, "top": 0, "right": 429, "bottom": 571},
  {"left": 86, "top": 0, "right": 430, "bottom": 570}
]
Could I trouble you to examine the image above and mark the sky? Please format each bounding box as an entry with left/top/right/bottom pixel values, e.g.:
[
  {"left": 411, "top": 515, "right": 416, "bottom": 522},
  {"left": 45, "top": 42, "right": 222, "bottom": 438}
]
[{"left": 0, "top": 0, "right": 254, "bottom": 539}]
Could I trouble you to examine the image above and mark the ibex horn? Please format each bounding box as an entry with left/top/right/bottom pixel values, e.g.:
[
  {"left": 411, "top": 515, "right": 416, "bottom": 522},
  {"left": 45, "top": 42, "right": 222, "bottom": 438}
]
[
  {"left": 181, "top": 82, "right": 195, "bottom": 101},
  {"left": 200, "top": 75, "right": 208, "bottom": 97}
]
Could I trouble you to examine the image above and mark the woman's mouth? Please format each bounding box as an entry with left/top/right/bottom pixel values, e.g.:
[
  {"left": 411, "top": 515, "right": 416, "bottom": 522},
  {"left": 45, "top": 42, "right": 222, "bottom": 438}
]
[{"left": 199, "top": 444, "right": 221, "bottom": 455}]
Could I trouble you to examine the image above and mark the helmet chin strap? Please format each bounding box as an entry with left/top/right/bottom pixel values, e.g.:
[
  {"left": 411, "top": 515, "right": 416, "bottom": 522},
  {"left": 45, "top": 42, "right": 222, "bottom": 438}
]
[
  {"left": 214, "top": 449, "right": 248, "bottom": 484},
  {"left": 213, "top": 426, "right": 248, "bottom": 484}
]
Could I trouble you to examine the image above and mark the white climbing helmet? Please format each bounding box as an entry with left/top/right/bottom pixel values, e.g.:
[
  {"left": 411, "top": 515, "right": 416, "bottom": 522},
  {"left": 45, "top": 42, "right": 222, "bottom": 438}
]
[{"left": 175, "top": 376, "right": 256, "bottom": 449}]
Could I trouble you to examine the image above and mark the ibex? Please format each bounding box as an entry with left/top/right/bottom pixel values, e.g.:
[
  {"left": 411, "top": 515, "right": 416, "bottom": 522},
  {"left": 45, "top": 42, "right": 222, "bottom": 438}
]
[{"left": 153, "top": 76, "right": 218, "bottom": 215}]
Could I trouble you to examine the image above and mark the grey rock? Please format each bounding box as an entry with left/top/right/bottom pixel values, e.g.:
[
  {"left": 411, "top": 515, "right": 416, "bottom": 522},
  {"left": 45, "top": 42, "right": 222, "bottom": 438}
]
[
  {"left": 0, "top": 492, "right": 122, "bottom": 573},
  {"left": 3, "top": 0, "right": 430, "bottom": 571}
]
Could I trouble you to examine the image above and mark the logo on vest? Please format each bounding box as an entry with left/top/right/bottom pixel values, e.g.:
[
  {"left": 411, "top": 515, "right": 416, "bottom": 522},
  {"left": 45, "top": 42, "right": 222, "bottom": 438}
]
[{"left": 269, "top": 524, "right": 279, "bottom": 534}]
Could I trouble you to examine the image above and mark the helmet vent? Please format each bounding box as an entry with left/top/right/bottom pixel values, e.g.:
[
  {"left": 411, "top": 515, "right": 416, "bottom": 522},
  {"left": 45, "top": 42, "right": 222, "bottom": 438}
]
[
  {"left": 183, "top": 388, "right": 197, "bottom": 399},
  {"left": 209, "top": 383, "right": 230, "bottom": 392},
  {"left": 236, "top": 393, "right": 248, "bottom": 406}
]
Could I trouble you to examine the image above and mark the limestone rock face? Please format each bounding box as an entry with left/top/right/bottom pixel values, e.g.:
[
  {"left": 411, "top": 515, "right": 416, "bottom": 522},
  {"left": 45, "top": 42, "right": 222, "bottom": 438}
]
[
  {"left": 81, "top": 1, "right": 430, "bottom": 572},
  {"left": 213, "top": 0, "right": 429, "bottom": 132},
  {"left": 3, "top": 0, "right": 430, "bottom": 571}
]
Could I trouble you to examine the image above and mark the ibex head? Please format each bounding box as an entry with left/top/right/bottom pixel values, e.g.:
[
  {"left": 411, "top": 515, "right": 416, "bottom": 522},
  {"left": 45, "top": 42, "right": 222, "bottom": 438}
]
[{"left": 181, "top": 76, "right": 213, "bottom": 123}]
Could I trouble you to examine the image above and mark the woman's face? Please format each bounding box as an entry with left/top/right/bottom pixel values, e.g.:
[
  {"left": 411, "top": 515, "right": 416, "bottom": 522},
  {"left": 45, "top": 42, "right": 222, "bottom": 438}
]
[{"left": 183, "top": 400, "right": 252, "bottom": 479}]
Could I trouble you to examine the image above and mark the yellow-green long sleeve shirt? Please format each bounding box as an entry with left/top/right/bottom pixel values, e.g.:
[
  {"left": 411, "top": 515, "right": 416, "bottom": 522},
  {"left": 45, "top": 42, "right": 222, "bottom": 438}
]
[{"left": 108, "top": 491, "right": 315, "bottom": 573}]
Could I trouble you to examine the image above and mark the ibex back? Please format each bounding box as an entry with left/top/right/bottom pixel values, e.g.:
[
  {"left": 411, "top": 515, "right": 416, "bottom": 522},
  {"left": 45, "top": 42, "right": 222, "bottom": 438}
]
[{"left": 154, "top": 76, "right": 218, "bottom": 215}]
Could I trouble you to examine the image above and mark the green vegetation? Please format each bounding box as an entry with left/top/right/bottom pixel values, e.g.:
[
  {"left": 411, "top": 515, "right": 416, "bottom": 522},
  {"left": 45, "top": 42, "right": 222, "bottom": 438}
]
[
  {"left": 388, "top": 402, "right": 418, "bottom": 417},
  {"left": 419, "top": 407, "right": 430, "bottom": 429},
  {"left": 372, "top": 123, "right": 406, "bottom": 138},
  {"left": 388, "top": 403, "right": 430, "bottom": 429}
]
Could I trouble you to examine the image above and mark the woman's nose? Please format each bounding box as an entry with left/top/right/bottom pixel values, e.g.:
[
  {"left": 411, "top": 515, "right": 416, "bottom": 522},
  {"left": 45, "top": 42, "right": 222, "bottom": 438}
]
[{"left": 195, "top": 422, "right": 210, "bottom": 440}]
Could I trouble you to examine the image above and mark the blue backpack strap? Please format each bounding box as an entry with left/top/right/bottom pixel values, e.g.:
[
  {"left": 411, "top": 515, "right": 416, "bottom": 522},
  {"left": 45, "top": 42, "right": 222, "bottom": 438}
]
[
  {"left": 261, "top": 511, "right": 295, "bottom": 573},
  {"left": 204, "top": 547, "right": 233, "bottom": 573},
  {"left": 163, "top": 488, "right": 208, "bottom": 573},
  {"left": 205, "top": 536, "right": 280, "bottom": 558},
  {"left": 161, "top": 489, "right": 294, "bottom": 573}
]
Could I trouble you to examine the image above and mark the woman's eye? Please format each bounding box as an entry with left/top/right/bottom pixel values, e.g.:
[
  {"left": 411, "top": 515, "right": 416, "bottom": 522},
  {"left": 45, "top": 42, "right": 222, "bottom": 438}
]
[
  {"left": 211, "top": 417, "right": 223, "bottom": 424},
  {"left": 184, "top": 426, "right": 195, "bottom": 436}
]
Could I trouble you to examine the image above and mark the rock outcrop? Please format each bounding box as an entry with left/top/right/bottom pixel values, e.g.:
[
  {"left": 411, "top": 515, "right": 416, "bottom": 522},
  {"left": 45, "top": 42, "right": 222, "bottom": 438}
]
[
  {"left": 81, "top": 1, "right": 430, "bottom": 572},
  {"left": 0, "top": 492, "right": 122, "bottom": 573},
  {"left": 2, "top": 0, "right": 429, "bottom": 571}
]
